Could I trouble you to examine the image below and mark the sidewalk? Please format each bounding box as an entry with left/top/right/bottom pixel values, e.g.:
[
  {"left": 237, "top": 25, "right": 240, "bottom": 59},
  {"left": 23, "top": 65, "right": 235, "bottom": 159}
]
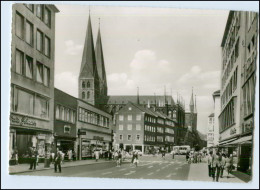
[
  {"left": 187, "top": 162, "right": 248, "bottom": 183},
  {"left": 9, "top": 159, "right": 114, "bottom": 174}
]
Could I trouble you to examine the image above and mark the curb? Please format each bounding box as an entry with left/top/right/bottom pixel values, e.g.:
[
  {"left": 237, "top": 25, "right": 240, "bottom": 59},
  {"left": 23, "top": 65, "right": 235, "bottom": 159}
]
[{"left": 9, "top": 160, "right": 116, "bottom": 175}]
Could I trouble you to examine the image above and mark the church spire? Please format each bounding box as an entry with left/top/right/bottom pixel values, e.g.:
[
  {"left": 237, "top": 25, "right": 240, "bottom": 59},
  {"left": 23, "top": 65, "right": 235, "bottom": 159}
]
[
  {"left": 95, "top": 17, "right": 108, "bottom": 99},
  {"left": 190, "top": 87, "right": 194, "bottom": 113},
  {"left": 194, "top": 95, "right": 197, "bottom": 113}
]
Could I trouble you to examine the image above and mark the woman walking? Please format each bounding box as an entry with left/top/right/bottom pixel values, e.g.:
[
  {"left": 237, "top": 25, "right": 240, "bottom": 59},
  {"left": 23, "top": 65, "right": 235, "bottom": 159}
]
[
  {"left": 133, "top": 151, "right": 139, "bottom": 167},
  {"left": 94, "top": 149, "right": 100, "bottom": 162}
]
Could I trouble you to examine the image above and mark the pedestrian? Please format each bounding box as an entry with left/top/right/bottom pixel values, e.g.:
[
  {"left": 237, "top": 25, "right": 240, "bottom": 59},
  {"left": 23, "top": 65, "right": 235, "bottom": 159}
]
[
  {"left": 225, "top": 154, "right": 233, "bottom": 178},
  {"left": 215, "top": 152, "right": 222, "bottom": 182},
  {"left": 133, "top": 150, "right": 139, "bottom": 167},
  {"left": 117, "top": 151, "right": 122, "bottom": 167},
  {"left": 186, "top": 151, "right": 190, "bottom": 162},
  {"left": 94, "top": 149, "right": 100, "bottom": 162},
  {"left": 60, "top": 150, "right": 65, "bottom": 164},
  {"left": 114, "top": 150, "right": 119, "bottom": 166},
  {"left": 220, "top": 153, "right": 226, "bottom": 178},
  {"left": 13, "top": 146, "right": 19, "bottom": 165},
  {"left": 54, "top": 148, "right": 62, "bottom": 173},
  {"left": 172, "top": 150, "right": 175, "bottom": 159},
  {"left": 207, "top": 152, "right": 213, "bottom": 177},
  {"left": 211, "top": 152, "right": 221, "bottom": 182},
  {"left": 68, "top": 149, "right": 72, "bottom": 162},
  {"left": 162, "top": 149, "right": 166, "bottom": 160},
  {"left": 29, "top": 146, "right": 37, "bottom": 170}
]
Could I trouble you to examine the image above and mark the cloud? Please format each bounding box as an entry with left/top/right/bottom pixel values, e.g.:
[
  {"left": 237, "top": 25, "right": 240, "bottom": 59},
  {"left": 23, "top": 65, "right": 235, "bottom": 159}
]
[
  {"left": 177, "top": 65, "right": 220, "bottom": 90},
  {"left": 55, "top": 72, "right": 78, "bottom": 97},
  {"left": 64, "top": 40, "right": 83, "bottom": 55}
]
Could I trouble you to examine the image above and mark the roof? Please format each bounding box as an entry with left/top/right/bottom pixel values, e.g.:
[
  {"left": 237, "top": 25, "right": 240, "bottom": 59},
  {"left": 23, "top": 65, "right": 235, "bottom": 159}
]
[
  {"left": 48, "top": 5, "right": 60, "bottom": 13},
  {"left": 79, "top": 15, "right": 98, "bottom": 79},
  {"left": 208, "top": 113, "right": 214, "bottom": 117},
  {"left": 95, "top": 27, "right": 107, "bottom": 85},
  {"left": 221, "top": 11, "right": 235, "bottom": 47},
  {"left": 107, "top": 95, "right": 175, "bottom": 105}
]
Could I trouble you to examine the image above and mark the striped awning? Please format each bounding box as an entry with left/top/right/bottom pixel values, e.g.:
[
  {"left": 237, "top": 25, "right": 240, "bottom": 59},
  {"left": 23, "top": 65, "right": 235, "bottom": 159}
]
[
  {"left": 219, "top": 138, "right": 237, "bottom": 146},
  {"left": 229, "top": 135, "right": 252, "bottom": 145}
]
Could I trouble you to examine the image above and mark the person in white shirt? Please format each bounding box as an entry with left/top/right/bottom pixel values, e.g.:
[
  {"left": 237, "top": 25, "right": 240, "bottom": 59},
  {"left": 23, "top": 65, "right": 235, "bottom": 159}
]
[{"left": 207, "top": 151, "right": 213, "bottom": 177}]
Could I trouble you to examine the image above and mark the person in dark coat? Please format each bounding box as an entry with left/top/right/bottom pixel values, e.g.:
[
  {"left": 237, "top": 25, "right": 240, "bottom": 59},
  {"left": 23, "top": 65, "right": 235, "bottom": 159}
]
[
  {"left": 29, "top": 147, "right": 37, "bottom": 170},
  {"left": 54, "top": 148, "right": 62, "bottom": 173}
]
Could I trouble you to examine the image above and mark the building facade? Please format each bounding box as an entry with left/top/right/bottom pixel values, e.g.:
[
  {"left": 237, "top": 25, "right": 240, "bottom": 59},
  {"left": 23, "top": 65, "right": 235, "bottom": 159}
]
[
  {"left": 219, "top": 11, "right": 258, "bottom": 174},
  {"left": 9, "top": 4, "right": 59, "bottom": 163},
  {"left": 212, "top": 90, "right": 220, "bottom": 146},
  {"left": 114, "top": 102, "right": 176, "bottom": 153},
  {"left": 77, "top": 99, "right": 112, "bottom": 159},
  {"left": 54, "top": 88, "right": 77, "bottom": 158},
  {"left": 207, "top": 113, "right": 215, "bottom": 147}
]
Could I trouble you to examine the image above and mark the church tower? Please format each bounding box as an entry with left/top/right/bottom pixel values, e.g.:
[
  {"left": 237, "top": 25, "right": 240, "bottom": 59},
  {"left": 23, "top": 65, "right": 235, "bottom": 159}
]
[
  {"left": 95, "top": 19, "right": 108, "bottom": 107},
  {"left": 78, "top": 14, "right": 100, "bottom": 106},
  {"left": 189, "top": 87, "right": 195, "bottom": 113}
]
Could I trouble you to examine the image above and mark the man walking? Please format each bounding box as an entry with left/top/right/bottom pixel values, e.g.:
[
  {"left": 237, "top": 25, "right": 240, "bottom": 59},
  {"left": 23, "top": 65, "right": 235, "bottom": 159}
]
[
  {"left": 54, "top": 148, "right": 62, "bottom": 173},
  {"left": 207, "top": 151, "right": 213, "bottom": 177}
]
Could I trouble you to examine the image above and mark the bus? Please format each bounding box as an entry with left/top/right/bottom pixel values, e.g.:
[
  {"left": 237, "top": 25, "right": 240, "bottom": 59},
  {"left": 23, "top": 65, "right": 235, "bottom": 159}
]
[{"left": 179, "top": 145, "right": 191, "bottom": 155}]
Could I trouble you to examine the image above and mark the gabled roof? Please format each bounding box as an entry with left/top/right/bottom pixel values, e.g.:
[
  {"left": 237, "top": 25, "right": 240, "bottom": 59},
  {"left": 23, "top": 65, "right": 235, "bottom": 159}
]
[{"left": 79, "top": 15, "right": 98, "bottom": 79}]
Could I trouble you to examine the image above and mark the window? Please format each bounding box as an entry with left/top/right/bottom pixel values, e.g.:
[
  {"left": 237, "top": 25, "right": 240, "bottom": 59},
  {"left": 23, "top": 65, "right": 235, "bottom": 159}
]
[
  {"left": 24, "top": 56, "right": 32, "bottom": 78},
  {"left": 35, "top": 95, "right": 49, "bottom": 119},
  {"left": 60, "top": 106, "right": 64, "bottom": 120},
  {"left": 119, "top": 135, "right": 123, "bottom": 140},
  {"left": 15, "top": 49, "right": 24, "bottom": 74},
  {"left": 25, "top": 4, "right": 34, "bottom": 12},
  {"left": 136, "top": 114, "right": 141, "bottom": 121},
  {"left": 119, "top": 125, "right": 123, "bottom": 130},
  {"left": 16, "top": 12, "right": 24, "bottom": 39},
  {"left": 25, "top": 20, "right": 33, "bottom": 45},
  {"left": 82, "top": 81, "right": 85, "bottom": 88},
  {"left": 82, "top": 92, "right": 85, "bottom": 99},
  {"left": 128, "top": 115, "right": 132, "bottom": 121},
  {"left": 87, "top": 81, "right": 90, "bottom": 88},
  {"left": 136, "top": 124, "right": 141, "bottom": 130},
  {"left": 64, "top": 125, "right": 71, "bottom": 134},
  {"left": 119, "top": 115, "right": 124, "bottom": 121},
  {"left": 36, "top": 62, "right": 43, "bottom": 83},
  {"left": 43, "top": 66, "right": 50, "bottom": 86},
  {"left": 127, "top": 124, "right": 132, "bottom": 130},
  {"left": 87, "top": 91, "right": 90, "bottom": 99},
  {"left": 55, "top": 105, "right": 60, "bottom": 119},
  {"left": 15, "top": 88, "right": 34, "bottom": 115},
  {"left": 36, "top": 30, "right": 43, "bottom": 51},
  {"left": 44, "top": 7, "right": 51, "bottom": 27},
  {"left": 36, "top": 5, "right": 43, "bottom": 20},
  {"left": 127, "top": 135, "right": 132, "bottom": 141},
  {"left": 44, "top": 36, "right": 50, "bottom": 57},
  {"left": 136, "top": 135, "right": 140, "bottom": 141}
]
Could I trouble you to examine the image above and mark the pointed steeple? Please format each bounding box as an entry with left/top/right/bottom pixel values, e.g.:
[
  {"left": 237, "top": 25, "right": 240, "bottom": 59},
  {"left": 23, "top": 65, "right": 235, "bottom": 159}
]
[
  {"left": 137, "top": 87, "right": 140, "bottom": 105},
  {"left": 190, "top": 87, "right": 194, "bottom": 113},
  {"left": 79, "top": 14, "right": 98, "bottom": 79},
  {"left": 194, "top": 95, "right": 197, "bottom": 113},
  {"left": 95, "top": 18, "right": 108, "bottom": 98}
]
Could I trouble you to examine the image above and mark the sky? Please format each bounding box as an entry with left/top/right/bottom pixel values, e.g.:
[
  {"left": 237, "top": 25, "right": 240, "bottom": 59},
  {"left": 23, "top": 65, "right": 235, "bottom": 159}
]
[{"left": 54, "top": 4, "right": 229, "bottom": 135}]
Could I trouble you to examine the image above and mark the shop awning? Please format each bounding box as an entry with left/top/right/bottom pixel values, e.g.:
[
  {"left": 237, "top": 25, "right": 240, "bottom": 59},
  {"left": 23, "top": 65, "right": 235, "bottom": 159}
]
[
  {"left": 229, "top": 136, "right": 252, "bottom": 145},
  {"left": 219, "top": 138, "right": 237, "bottom": 146}
]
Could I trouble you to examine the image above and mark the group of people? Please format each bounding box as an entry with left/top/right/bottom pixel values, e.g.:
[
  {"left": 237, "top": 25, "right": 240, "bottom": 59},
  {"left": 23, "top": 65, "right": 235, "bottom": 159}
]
[
  {"left": 207, "top": 151, "right": 234, "bottom": 182},
  {"left": 186, "top": 151, "right": 203, "bottom": 164}
]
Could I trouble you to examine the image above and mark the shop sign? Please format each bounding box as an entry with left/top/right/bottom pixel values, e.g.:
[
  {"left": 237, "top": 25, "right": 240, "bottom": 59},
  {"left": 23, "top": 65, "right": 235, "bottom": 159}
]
[
  {"left": 37, "top": 134, "right": 46, "bottom": 140},
  {"left": 230, "top": 128, "right": 236, "bottom": 135},
  {"left": 10, "top": 115, "right": 36, "bottom": 127},
  {"left": 243, "top": 120, "right": 253, "bottom": 133}
]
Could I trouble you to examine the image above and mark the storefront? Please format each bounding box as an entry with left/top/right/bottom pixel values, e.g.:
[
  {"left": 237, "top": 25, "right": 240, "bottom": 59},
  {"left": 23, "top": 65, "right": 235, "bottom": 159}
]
[{"left": 10, "top": 113, "right": 53, "bottom": 164}]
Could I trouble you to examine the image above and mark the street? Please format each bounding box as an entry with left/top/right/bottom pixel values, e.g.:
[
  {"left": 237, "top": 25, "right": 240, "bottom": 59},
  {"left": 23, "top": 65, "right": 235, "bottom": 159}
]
[{"left": 17, "top": 155, "right": 190, "bottom": 180}]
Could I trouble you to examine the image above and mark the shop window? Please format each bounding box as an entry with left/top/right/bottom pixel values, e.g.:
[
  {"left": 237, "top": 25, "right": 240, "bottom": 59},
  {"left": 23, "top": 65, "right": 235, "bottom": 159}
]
[
  {"left": 16, "top": 12, "right": 24, "bottom": 39},
  {"left": 25, "top": 56, "right": 33, "bottom": 79},
  {"left": 25, "top": 20, "right": 33, "bottom": 45},
  {"left": 35, "top": 95, "right": 49, "bottom": 119}
]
